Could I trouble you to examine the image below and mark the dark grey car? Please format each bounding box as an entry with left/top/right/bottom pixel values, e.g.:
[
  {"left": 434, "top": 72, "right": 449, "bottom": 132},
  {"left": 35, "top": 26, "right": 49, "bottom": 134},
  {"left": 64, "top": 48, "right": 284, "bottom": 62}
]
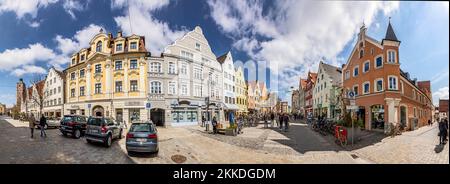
[
  {"left": 126, "top": 122, "right": 158, "bottom": 154},
  {"left": 85, "top": 117, "right": 123, "bottom": 147}
]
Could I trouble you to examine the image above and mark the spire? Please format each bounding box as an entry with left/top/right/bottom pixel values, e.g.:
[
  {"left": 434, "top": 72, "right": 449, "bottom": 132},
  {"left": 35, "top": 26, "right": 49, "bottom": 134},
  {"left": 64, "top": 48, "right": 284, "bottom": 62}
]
[{"left": 384, "top": 17, "right": 399, "bottom": 42}]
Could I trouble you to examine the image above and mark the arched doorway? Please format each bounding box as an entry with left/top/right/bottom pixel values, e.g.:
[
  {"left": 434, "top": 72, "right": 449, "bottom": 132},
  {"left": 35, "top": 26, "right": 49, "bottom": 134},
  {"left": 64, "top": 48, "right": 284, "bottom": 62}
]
[
  {"left": 150, "top": 108, "right": 165, "bottom": 126},
  {"left": 92, "top": 106, "right": 104, "bottom": 117}
]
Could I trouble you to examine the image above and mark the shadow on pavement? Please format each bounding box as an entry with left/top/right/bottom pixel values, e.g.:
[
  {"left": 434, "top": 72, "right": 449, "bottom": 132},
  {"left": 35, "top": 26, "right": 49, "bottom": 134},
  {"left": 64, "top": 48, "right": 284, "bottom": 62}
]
[
  {"left": 127, "top": 151, "right": 159, "bottom": 158},
  {"left": 434, "top": 144, "right": 445, "bottom": 153}
]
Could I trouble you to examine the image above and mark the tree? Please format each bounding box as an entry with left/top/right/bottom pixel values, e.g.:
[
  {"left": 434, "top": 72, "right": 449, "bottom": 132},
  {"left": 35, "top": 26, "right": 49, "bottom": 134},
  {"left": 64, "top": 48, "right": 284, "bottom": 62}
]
[{"left": 29, "top": 74, "right": 47, "bottom": 118}]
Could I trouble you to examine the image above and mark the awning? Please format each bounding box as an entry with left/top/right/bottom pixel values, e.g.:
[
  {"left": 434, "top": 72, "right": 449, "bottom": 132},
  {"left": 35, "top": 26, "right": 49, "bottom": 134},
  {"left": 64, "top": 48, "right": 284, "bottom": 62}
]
[{"left": 224, "top": 104, "right": 239, "bottom": 110}]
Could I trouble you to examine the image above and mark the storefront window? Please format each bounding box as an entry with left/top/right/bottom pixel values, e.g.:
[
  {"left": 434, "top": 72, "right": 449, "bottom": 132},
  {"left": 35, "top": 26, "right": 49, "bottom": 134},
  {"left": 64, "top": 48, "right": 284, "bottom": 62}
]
[{"left": 371, "top": 105, "right": 384, "bottom": 129}]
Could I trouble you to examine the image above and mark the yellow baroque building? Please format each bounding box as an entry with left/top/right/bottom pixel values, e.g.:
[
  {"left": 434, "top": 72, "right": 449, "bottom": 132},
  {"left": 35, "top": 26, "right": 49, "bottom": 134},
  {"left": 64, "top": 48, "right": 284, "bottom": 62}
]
[
  {"left": 64, "top": 30, "right": 149, "bottom": 123},
  {"left": 235, "top": 67, "right": 248, "bottom": 115}
]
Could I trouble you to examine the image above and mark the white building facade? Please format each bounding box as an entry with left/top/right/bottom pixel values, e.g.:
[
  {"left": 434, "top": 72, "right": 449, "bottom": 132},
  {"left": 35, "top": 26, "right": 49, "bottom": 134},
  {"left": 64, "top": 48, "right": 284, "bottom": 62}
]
[
  {"left": 43, "top": 67, "right": 65, "bottom": 118},
  {"left": 218, "top": 51, "right": 238, "bottom": 123}
]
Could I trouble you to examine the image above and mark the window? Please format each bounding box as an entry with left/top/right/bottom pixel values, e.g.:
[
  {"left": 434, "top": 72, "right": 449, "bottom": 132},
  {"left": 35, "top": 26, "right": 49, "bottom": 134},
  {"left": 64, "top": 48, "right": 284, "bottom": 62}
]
[
  {"left": 375, "top": 56, "right": 383, "bottom": 68},
  {"left": 168, "top": 62, "right": 176, "bottom": 74},
  {"left": 388, "top": 50, "right": 396, "bottom": 63},
  {"left": 363, "top": 61, "right": 370, "bottom": 73},
  {"left": 359, "top": 49, "right": 364, "bottom": 58},
  {"left": 324, "top": 82, "right": 326, "bottom": 89},
  {"left": 130, "top": 60, "right": 138, "bottom": 69},
  {"left": 58, "top": 98, "right": 61, "bottom": 104},
  {"left": 72, "top": 58, "right": 76, "bottom": 65},
  {"left": 375, "top": 79, "right": 383, "bottom": 92},
  {"left": 58, "top": 86, "right": 61, "bottom": 93},
  {"left": 400, "top": 81, "right": 404, "bottom": 94},
  {"left": 95, "top": 83, "right": 101, "bottom": 94},
  {"left": 181, "top": 63, "right": 187, "bottom": 74},
  {"left": 414, "top": 108, "right": 416, "bottom": 117},
  {"left": 353, "top": 85, "right": 359, "bottom": 96},
  {"left": 412, "top": 89, "right": 416, "bottom": 99},
  {"left": 345, "top": 71, "right": 350, "bottom": 80},
  {"left": 96, "top": 41, "right": 102, "bottom": 52},
  {"left": 71, "top": 89, "right": 75, "bottom": 97},
  {"left": 115, "top": 81, "right": 122, "bottom": 92},
  {"left": 150, "top": 62, "right": 162, "bottom": 73},
  {"left": 50, "top": 89, "right": 52, "bottom": 95},
  {"left": 181, "top": 50, "right": 193, "bottom": 60},
  {"left": 50, "top": 79, "right": 52, "bottom": 85},
  {"left": 194, "top": 85, "right": 201, "bottom": 97},
  {"left": 79, "top": 86, "right": 85, "bottom": 96},
  {"left": 115, "top": 61, "right": 123, "bottom": 70},
  {"left": 116, "top": 43, "right": 123, "bottom": 52},
  {"left": 195, "top": 43, "right": 201, "bottom": 51},
  {"left": 54, "top": 78, "right": 56, "bottom": 83},
  {"left": 353, "top": 66, "right": 359, "bottom": 77},
  {"left": 363, "top": 82, "right": 370, "bottom": 94},
  {"left": 79, "top": 69, "right": 85, "bottom": 78},
  {"left": 371, "top": 48, "right": 374, "bottom": 55},
  {"left": 194, "top": 68, "right": 202, "bottom": 80},
  {"left": 130, "top": 42, "right": 137, "bottom": 50},
  {"left": 71, "top": 72, "right": 76, "bottom": 80},
  {"left": 130, "top": 80, "right": 138, "bottom": 92},
  {"left": 80, "top": 54, "right": 85, "bottom": 61},
  {"left": 388, "top": 76, "right": 398, "bottom": 90},
  {"left": 150, "top": 81, "right": 161, "bottom": 94},
  {"left": 168, "top": 82, "right": 176, "bottom": 95},
  {"left": 95, "top": 64, "right": 102, "bottom": 73},
  {"left": 181, "top": 84, "right": 188, "bottom": 95}
]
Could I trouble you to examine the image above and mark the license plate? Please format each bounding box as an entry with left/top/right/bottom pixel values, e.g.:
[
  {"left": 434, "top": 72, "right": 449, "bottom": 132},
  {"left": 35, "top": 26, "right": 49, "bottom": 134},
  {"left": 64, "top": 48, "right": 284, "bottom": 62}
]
[
  {"left": 136, "top": 138, "right": 147, "bottom": 142},
  {"left": 91, "top": 130, "right": 98, "bottom": 133}
]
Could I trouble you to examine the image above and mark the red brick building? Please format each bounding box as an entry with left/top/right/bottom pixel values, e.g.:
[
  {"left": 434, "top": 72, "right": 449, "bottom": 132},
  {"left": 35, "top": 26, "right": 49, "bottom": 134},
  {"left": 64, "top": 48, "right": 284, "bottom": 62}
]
[
  {"left": 304, "top": 71, "right": 317, "bottom": 117},
  {"left": 342, "top": 21, "right": 433, "bottom": 132}
]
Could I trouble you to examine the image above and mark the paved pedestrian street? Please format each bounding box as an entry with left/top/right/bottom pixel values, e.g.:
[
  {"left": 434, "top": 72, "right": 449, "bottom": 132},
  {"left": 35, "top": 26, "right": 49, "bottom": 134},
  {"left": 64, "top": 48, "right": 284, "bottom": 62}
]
[{"left": 0, "top": 116, "right": 448, "bottom": 164}]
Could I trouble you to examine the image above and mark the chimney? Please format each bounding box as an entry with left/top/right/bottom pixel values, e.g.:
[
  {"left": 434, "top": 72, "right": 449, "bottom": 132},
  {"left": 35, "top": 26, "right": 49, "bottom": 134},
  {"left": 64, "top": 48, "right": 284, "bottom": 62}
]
[{"left": 117, "top": 31, "right": 122, "bottom": 38}]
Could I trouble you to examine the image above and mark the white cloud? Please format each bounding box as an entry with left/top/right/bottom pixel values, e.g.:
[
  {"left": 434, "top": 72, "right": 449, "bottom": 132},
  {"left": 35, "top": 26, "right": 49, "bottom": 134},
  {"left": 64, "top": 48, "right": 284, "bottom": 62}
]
[
  {"left": 11, "top": 65, "right": 47, "bottom": 77},
  {"left": 0, "top": 43, "right": 56, "bottom": 71},
  {"left": 112, "top": 0, "right": 187, "bottom": 53},
  {"left": 433, "top": 87, "right": 449, "bottom": 106},
  {"left": 0, "top": 0, "right": 58, "bottom": 19},
  {"left": 28, "top": 21, "right": 40, "bottom": 27},
  {"left": 208, "top": 0, "right": 400, "bottom": 101},
  {"left": 63, "top": 0, "right": 89, "bottom": 20}
]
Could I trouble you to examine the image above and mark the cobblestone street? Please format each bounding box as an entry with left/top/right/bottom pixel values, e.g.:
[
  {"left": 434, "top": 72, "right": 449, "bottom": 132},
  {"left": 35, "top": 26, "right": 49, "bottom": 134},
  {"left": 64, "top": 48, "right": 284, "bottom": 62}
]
[{"left": 0, "top": 116, "right": 448, "bottom": 164}]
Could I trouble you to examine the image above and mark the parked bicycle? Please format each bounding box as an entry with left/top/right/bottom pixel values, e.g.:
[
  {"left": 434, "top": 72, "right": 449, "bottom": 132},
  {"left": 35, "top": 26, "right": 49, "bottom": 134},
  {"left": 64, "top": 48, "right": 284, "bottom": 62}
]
[{"left": 388, "top": 122, "right": 402, "bottom": 137}]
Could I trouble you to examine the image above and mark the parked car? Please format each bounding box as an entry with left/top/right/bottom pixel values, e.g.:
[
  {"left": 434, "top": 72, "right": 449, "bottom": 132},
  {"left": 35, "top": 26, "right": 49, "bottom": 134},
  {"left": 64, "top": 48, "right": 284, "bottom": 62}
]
[
  {"left": 46, "top": 117, "right": 61, "bottom": 128},
  {"left": 59, "top": 115, "right": 87, "bottom": 139},
  {"left": 126, "top": 121, "right": 159, "bottom": 154},
  {"left": 85, "top": 117, "right": 123, "bottom": 147}
]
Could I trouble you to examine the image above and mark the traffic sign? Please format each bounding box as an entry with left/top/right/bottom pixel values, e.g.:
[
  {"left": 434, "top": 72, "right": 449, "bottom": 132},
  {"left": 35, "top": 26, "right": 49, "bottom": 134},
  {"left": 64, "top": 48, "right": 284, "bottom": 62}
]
[
  {"left": 348, "top": 91, "right": 355, "bottom": 99},
  {"left": 145, "top": 102, "right": 151, "bottom": 110}
]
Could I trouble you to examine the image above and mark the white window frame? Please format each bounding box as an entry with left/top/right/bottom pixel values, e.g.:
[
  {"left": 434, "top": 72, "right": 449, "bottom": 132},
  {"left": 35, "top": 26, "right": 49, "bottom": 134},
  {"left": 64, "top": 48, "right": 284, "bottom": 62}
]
[
  {"left": 352, "top": 84, "right": 359, "bottom": 96},
  {"left": 374, "top": 55, "right": 383, "bottom": 69},
  {"left": 181, "top": 63, "right": 187, "bottom": 75},
  {"left": 181, "top": 84, "right": 188, "bottom": 96},
  {"left": 129, "top": 41, "right": 138, "bottom": 51},
  {"left": 116, "top": 43, "right": 123, "bottom": 52},
  {"left": 353, "top": 65, "right": 359, "bottom": 77},
  {"left": 150, "top": 62, "right": 162, "bottom": 73},
  {"left": 363, "top": 60, "right": 370, "bottom": 73},
  {"left": 150, "top": 81, "right": 162, "bottom": 94},
  {"left": 388, "top": 75, "right": 398, "bottom": 90},
  {"left": 374, "top": 78, "right": 384, "bottom": 92},
  {"left": 363, "top": 81, "right": 370, "bottom": 95},
  {"left": 387, "top": 50, "right": 396, "bottom": 64},
  {"left": 195, "top": 43, "right": 201, "bottom": 51},
  {"left": 168, "top": 62, "right": 176, "bottom": 74}
]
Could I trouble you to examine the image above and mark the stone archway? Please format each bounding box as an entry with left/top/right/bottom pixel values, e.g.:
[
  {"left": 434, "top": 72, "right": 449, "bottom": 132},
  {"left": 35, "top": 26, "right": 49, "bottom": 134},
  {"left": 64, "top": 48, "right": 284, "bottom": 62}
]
[{"left": 92, "top": 105, "right": 104, "bottom": 117}]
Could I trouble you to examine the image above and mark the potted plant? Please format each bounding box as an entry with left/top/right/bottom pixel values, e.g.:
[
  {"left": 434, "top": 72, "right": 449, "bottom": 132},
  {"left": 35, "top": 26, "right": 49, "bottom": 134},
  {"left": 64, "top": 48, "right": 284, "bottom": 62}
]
[{"left": 225, "top": 124, "right": 238, "bottom": 136}]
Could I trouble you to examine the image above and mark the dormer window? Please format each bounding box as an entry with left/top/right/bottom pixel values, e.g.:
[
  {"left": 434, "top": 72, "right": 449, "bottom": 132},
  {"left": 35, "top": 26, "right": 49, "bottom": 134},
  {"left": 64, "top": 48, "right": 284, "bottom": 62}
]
[
  {"left": 72, "top": 58, "right": 76, "bottom": 65},
  {"left": 116, "top": 43, "right": 123, "bottom": 52},
  {"left": 195, "top": 43, "right": 201, "bottom": 51},
  {"left": 96, "top": 41, "right": 102, "bottom": 52},
  {"left": 130, "top": 42, "right": 137, "bottom": 50},
  {"left": 80, "top": 54, "right": 85, "bottom": 61},
  {"left": 359, "top": 49, "right": 364, "bottom": 59}
]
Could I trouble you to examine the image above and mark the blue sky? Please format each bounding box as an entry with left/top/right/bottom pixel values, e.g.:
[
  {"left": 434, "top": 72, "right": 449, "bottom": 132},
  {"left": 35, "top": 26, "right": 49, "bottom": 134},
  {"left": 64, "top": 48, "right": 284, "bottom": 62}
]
[{"left": 0, "top": 0, "right": 448, "bottom": 107}]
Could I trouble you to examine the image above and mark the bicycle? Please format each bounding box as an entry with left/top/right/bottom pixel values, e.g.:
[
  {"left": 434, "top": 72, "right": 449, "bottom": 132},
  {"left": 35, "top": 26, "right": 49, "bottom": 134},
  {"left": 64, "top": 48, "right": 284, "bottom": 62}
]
[
  {"left": 334, "top": 125, "right": 348, "bottom": 147},
  {"left": 389, "top": 123, "right": 402, "bottom": 138}
]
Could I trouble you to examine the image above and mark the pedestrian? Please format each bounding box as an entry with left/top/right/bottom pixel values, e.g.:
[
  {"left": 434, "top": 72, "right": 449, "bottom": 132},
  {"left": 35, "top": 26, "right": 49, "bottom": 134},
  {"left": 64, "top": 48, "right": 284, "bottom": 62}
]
[
  {"left": 444, "top": 118, "right": 449, "bottom": 143},
  {"left": 428, "top": 119, "right": 432, "bottom": 126},
  {"left": 28, "top": 114, "right": 36, "bottom": 138},
  {"left": 212, "top": 116, "right": 218, "bottom": 134},
  {"left": 39, "top": 115, "right": 47, "bottom": 138},
  {"left": 283, "top": 113, "right": 290, "bottom": 132},
  {"left": 201, "top": 115, "right": 206, "bottom": 127},
  {"left": 438, "top": 119, "right": 446, "bottom": 145},
  {"left": 278, "top": 113, "right": 283, "bottom": 130},
  {"left": 270, "top": 113, "right": 275, "bottom": 127}
]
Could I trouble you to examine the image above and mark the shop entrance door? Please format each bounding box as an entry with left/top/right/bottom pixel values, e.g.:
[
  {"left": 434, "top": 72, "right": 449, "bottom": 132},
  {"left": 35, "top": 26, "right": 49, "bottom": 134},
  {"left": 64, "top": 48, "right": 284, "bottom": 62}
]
[
  {"left": 150, "top": 108, "right": 165, "bottom": 126},
  {"left": 400, "top": 106, "right": 407, "bottom": 128}
]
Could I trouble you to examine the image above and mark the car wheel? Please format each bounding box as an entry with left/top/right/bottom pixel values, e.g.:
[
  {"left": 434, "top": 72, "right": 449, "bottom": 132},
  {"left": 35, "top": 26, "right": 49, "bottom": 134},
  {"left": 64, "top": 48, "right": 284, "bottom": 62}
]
[
  {"left": 73, "top": 129, "right": 81, "bottom": 139},
  {"left": 105, "top": 135, "right": 112, "bottom": 147},
  {"left": 86, "top": 139, "right": 92, "bottom": 144}
]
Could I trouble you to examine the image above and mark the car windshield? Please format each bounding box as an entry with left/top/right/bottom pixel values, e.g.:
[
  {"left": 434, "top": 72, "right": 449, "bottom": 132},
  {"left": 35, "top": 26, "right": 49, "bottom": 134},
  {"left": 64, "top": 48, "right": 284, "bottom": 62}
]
[
  {"left": 87, "top": 118, "right": 104, "bottom": 126},
  {"left": 130, "top": 124, "right": 153, "bottom": 132},
  {"left": 62, "top": 116, "right": 75, "bottom": 122}
]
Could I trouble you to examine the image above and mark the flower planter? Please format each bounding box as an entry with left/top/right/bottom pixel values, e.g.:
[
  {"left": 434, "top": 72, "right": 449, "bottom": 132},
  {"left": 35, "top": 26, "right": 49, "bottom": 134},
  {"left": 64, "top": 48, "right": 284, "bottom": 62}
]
[{"left": 344, "top": 127, "right": 362, "bottom": 143}]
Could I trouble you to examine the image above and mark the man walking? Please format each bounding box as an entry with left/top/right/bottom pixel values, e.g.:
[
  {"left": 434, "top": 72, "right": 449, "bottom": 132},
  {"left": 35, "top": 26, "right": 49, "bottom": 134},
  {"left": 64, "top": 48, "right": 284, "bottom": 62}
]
[
  {"left": 39, "top": 115, "right": 47, "bottom": 138},
  {"left": 438, "top": 119, "right": 447, "bottom": 145},
  {"left": 283, "top": 113, "right": 290, "bottom": 132},
  {"left": 28, "top": 114, "right": 36, "bottom": 138}
]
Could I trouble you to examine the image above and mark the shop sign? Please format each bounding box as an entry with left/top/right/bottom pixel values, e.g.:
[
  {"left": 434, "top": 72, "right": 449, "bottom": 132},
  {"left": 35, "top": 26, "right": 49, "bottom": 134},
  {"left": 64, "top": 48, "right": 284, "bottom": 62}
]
[
  {"left": 70, "top": 105, "right": 80, "bottom": 109},
  {"left": 125, "top": 101, "right": 144, "bottom": 107}
]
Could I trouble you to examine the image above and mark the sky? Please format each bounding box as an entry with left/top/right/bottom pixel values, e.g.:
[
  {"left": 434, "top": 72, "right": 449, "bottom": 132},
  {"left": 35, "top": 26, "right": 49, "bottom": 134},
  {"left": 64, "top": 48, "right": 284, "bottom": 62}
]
[{"left": 0, "top": 0, "right": 448, "bottom": 108}]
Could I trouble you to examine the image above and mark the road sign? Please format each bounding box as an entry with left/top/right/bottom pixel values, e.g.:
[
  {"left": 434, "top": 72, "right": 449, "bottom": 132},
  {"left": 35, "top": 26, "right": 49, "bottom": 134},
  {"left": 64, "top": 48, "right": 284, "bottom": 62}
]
[
  {"left": 348, "top": 91, "right": 355, "bottom": 99},
  {"left": 145, "top": 102, "right": 151, "bottom": 110}
]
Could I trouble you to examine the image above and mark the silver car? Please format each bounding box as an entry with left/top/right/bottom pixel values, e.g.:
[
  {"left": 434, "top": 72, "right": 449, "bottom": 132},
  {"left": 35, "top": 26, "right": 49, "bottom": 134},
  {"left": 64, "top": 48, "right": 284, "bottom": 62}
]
[
  {"left": 85, "top": 117, "right": 123, "bottom": 147},
  {"left": 126, "top": 121, "right": 158, "bottom": 154}
]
